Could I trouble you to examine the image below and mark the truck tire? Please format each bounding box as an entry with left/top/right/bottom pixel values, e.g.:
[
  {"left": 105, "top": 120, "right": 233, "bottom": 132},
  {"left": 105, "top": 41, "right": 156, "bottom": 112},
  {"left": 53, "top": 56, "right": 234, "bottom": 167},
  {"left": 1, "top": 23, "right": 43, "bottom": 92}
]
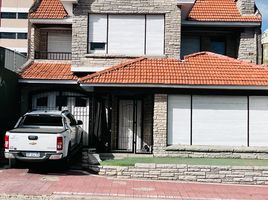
[
  {"left": 9, "top": 159, "right": 17, "bottom": 168},
  {"left": 60, "top": 143, "right": 71, "bottom": 169}
]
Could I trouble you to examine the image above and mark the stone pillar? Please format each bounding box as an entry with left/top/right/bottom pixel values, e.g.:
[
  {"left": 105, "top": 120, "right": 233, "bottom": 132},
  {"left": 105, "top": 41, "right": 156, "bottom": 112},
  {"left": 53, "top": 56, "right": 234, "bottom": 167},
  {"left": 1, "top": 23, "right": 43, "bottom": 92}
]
[
  {"left": 28, "top": 26, "right": 35, "bottom": 60},
  {"left": 28, "top": 25, "right": 40, "bottom": 60},
  {"left": 236, "top": 0, "right": 255, "bottom": 15},
  {"left": 238, "top": 28, "right": 258, "bottom": 63},
  {"left": 153, "top": 94, "right": 168, "bottom": 155}
]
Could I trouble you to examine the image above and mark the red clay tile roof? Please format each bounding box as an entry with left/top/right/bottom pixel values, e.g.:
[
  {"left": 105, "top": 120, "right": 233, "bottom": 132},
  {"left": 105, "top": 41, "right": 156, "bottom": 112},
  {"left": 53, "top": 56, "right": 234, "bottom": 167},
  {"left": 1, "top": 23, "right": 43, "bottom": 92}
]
[
  {"left": 80, "top": 52, "right": 268, "bottom": 87},
  {"left": 20, "top": 62, "right": 77, "bottom": 80},
  {"left": 188, "top": 0, "right": 261, "bottom": 22},
  {"left": 30, "top": 0, "right": 68, "bottom": 19}
]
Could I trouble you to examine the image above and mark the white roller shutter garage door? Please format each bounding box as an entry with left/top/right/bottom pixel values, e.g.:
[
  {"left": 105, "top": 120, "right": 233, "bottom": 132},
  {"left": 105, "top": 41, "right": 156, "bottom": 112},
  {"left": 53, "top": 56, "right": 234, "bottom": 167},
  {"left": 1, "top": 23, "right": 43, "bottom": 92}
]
[
  {"left": 168, "top": 95, "right": 191, "bottom": 145},
  {"left": 168, "top": 95, "right": 249, "bottom": 146},
  {"left": 192, "top": 96, "right": 248, "bottom": 146},
  {"left": 249, "top": 96, "right": 268, "bottom": 147}
]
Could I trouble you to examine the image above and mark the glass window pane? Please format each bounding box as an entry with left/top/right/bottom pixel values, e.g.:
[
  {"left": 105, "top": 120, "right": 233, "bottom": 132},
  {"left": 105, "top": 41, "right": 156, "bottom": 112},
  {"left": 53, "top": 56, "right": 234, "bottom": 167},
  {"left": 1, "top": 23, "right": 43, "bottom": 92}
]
[
  {"left": 18, "top": 13, "right": 28, "bottom": 19},
  {"left": 181, "top": 36, "right": 201, "bottom": 58},
  {"left": 22, "top": 115, "right": 63, "bottom": 127},
  {"left": 1, "top": 12, "right": 16, "bottom": 19},
  {"left": 0, "top": 32, "right": 16, "bottom": 39},
  {"left": 17, "top": 33, "right": 28, "bottom": 39},
  {"left": 90, "top": 42, "right": 106, "bottom": 50},
  {"left": 75, "top": 97, "right": 87, "bottom": 107},
  {"left": 211, "top": 39, "right": 226, "bottom": 55},
  {"left": 56, "top": 96, "right": 68, "bottom": 107}
]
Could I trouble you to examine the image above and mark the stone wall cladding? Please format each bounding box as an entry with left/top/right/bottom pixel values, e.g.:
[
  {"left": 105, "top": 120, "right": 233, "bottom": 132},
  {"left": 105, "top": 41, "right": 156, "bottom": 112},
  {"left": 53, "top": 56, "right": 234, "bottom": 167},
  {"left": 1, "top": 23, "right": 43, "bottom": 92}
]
[
  {"left": 153, "top": 94, "right": 168, "bottom": 155},
  {"left": 72, "top": 0, "right": 181, "bottom": 68},
  {"left": 236, "top": 0, "right": 255, "bottom": 15},
  {"left": 80, "top": 57, "right": 130, "bottom": 69},
  {"left": 155, "top": 145, "right": 268, "bottom": 159},
  {"left": 238, "top": 28, "right": 258, "bottom": 64},
  {"left": 29, "top": 26, "right": 40, "bottom": 60},
  {"left": 154, "top": 150, "right": 268, "bottom": 160},
  {"left": 91, "top": 163, "right": 268, "bottom": 185}
]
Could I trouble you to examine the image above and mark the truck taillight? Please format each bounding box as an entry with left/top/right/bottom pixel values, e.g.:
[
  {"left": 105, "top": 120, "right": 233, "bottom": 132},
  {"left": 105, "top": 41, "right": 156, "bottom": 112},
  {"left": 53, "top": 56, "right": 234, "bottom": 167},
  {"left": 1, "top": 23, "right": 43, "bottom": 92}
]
[
  {"left": 57, "top": 136, "right": 63, "bottom": 151},
  {"left": 4, "top": 135, "right": 9, "bottom": 149}
]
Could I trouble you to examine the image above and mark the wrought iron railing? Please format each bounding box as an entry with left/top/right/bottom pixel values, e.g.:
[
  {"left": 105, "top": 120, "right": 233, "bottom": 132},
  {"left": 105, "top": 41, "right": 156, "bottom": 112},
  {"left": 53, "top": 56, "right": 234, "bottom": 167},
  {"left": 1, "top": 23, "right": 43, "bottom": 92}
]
[{"left": 34, "top": 51, "right": 72, "bottom": 60}]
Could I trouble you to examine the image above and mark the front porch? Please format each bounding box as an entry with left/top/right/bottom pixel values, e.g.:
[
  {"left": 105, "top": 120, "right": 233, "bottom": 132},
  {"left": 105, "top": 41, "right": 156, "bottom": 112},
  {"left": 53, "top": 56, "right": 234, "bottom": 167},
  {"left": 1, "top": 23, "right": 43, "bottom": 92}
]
[{"left": 87, "top": 91, "right": 154, "bottom": 154}]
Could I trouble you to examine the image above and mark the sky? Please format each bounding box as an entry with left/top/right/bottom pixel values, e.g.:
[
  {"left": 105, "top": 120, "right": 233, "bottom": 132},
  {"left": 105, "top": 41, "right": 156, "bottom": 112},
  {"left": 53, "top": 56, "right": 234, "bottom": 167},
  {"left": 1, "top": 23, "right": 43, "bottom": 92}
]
[{"left": 256, "top": 0, "right": 268, "bottom": 31}]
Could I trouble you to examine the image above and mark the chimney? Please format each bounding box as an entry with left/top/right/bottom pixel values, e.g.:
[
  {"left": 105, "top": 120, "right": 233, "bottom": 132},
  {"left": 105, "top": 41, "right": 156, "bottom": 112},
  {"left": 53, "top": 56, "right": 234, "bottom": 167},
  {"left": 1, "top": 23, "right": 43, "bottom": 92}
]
[{"left": 236, "top": 0, "right": 256, "bottom": 15}]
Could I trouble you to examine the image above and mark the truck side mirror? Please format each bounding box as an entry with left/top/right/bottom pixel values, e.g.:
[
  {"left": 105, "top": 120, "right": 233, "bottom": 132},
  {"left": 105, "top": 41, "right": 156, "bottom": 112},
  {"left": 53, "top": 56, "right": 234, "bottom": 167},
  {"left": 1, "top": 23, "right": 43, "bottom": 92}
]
[{"left": 77, "top": 120, "right": 83, "bottom": 125}]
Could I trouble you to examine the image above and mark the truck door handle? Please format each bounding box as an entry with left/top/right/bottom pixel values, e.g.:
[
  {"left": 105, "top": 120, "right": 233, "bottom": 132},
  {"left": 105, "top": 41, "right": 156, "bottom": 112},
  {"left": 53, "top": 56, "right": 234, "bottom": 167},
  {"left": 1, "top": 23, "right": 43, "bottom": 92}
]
[{"left": 28, "top": 135, "right": 38, "bottom": 140}]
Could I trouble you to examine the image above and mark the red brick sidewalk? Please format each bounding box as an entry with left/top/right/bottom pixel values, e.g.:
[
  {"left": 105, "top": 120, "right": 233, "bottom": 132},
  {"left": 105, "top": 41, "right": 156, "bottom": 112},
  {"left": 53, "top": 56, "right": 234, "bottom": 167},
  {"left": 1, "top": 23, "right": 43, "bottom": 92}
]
[{"left": 0, "top": 168, "right": 268, "bottom": 199}]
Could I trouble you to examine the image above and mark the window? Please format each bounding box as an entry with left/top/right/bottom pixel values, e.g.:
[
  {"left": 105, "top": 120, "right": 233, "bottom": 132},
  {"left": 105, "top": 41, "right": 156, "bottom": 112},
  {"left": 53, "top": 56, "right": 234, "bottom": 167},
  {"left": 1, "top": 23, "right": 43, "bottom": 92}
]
[
  {"left": 210, "top": 38, "right": 226, "bottom": 55},
  {"left": 36, "top": 97, "right": 48, "bottom": 107},
  {"left": 56, "top": 96, "right": 68, "bottom": 107},
  {"left": 75, "top": 97, "right": 87, "bottom": 107},
  {"left": 181, "top": 36, "right": 201, "bottom": 58},
  {"left": 18, "top": 13, "right": 28, "bottom": 19},
  {"left": 21, "top": 115, "right": 63, "bottom": 127},
  {"left": 90, "top": 42, "right": 106, "bottom": 51},
  {"left": 1, "top": 12, "right": 16, "bottom": 19},
  {"left": 88, "top": 14, "right": 165, "bottom": 55},
  {"left": 17, "top": 33, "right": 28, "bottom": 39},
  {"left": 0, "top": 32, "right": 16, "bottom": 39}
]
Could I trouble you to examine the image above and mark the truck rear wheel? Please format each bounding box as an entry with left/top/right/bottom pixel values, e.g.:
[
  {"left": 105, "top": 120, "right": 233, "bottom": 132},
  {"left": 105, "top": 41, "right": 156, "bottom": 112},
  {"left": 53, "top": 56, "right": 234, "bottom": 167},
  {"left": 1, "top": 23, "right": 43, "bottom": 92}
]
[{"left": 9, "top": 159, "right": 17, "bottom": 168}]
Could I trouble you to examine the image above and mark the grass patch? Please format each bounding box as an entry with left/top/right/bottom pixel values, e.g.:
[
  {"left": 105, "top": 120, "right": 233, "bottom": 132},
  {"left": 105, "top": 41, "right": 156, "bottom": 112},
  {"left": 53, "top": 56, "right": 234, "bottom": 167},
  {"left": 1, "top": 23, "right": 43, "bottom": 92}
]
[{"left": 101, "top": 157, "right": 268, "bottom": 167}]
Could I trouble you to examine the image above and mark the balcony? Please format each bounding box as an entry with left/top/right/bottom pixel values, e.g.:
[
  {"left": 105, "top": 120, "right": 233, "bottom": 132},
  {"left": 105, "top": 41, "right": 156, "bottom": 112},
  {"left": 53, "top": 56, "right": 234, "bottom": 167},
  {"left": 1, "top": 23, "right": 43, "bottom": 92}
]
[
  {"left": 32, "top": 27, "right": 72, "bottom": 61},
  {"left": 35, "top": 51, "right": 72, "bottom": 60}
]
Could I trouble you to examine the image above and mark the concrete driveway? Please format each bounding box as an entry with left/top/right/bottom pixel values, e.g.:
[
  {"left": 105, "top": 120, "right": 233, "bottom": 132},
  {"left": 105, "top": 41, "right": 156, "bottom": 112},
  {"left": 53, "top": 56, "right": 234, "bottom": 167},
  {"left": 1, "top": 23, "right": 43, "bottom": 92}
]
[{"left": 0, "top": 165, "right": 268, "bottom": 200}]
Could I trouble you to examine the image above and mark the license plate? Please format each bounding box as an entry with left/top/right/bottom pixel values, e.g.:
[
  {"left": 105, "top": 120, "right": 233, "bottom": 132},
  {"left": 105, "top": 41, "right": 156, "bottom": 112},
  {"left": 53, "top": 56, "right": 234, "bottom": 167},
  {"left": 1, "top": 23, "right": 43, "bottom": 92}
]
[{"left": 25, "top": 152, "right": 40, "bottom": 158}]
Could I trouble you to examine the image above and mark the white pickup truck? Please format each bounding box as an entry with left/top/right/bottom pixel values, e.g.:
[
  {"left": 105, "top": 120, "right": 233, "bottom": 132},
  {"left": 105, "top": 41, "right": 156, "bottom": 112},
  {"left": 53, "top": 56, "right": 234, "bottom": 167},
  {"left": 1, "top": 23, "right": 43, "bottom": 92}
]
[{"left": 4, "top": 110, "right": 84, "bottom": 167}]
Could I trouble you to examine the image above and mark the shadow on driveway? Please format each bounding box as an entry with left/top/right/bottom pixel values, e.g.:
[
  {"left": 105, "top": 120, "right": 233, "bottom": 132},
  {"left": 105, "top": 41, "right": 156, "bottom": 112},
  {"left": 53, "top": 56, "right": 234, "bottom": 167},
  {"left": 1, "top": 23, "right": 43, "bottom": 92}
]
[{"left": 0, "top": 148, "right": 92, "bottom": 176}]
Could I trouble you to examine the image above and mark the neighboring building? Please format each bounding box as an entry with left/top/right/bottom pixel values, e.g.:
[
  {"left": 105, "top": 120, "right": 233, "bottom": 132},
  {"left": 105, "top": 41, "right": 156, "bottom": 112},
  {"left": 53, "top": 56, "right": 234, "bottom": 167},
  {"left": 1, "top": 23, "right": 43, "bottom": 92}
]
[
  {"left": 18, "top": 0, "right": 268, "bottom": 157},
  {"left": 262, "top": 29, "right": 268, "bottom": 65},
  {"left": 0, "top": 47, "right": 26, "bottom": 146},
  {"left": 0, "top": 0, "right": 34, "bottom": 55}
]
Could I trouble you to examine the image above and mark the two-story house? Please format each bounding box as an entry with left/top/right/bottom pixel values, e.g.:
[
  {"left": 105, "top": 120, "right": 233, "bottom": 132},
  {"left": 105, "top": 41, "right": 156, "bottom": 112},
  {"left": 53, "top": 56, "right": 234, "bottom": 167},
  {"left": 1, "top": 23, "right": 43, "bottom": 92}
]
[{"left": 18, "top": 0, "right": 268, "bottom": 158}]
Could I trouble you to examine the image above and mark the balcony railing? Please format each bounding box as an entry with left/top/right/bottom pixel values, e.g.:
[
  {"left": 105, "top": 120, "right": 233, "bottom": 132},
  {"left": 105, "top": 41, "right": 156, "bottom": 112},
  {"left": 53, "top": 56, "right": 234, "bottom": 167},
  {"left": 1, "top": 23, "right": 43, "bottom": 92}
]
[{"left": 35, "top": 51, "right": 72, "bottom": 60}]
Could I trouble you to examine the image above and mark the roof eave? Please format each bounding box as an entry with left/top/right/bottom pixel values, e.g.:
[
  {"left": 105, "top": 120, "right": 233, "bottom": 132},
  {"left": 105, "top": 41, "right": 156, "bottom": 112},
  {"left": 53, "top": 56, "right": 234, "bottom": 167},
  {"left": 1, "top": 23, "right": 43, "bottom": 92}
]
[
  {"left": 19, "top": 79, "right": 77, "bottom": 84},
  {"left": 29, "top": 18, "right": 72, "bottom": 24},
  {"left": 80, "top": 83, "right": 268, "bottom": 91},
  {"left": 182, "top": 20, "right": 261, "bottom": 27}
]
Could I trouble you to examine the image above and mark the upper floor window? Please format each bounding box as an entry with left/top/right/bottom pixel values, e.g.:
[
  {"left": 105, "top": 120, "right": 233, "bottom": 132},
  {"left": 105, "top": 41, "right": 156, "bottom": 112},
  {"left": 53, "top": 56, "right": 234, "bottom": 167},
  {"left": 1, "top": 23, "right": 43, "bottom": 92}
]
[
  {"left": 210, "top": 38, "right": 226, "bottom": 55},
  {"left": 1, "top": 12, "right": 28, "bottom": 19},
  {"left": 181, "top": 35, "right": 233, "bottom": 58},
  {"left": 0, "top": 32, "right": 16, "bottom": 39},
  {"left": 88, "top": 14, "right": 165, "bottom": 56},
  {"left": 1, "top": 12, "right": 16, "bottom": 19},
  {"left": 18, "top": 13, "right": 28, "bottom": 19},
  {"left": 17, "top": 33, "right": 28, "bottom": 39},
  {"left": 0, "top": 32, "right": 27, "bottom": 40},
  {"left": 181, "top": 36, "right": 201, "bottom": 57}
]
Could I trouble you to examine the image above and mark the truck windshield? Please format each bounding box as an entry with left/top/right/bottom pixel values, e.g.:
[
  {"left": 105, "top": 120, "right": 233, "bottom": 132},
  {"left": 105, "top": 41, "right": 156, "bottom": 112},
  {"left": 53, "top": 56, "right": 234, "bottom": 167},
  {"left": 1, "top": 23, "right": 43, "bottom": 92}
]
[{"left": 21, "top": 115, "right": 63, "bottom": 127}]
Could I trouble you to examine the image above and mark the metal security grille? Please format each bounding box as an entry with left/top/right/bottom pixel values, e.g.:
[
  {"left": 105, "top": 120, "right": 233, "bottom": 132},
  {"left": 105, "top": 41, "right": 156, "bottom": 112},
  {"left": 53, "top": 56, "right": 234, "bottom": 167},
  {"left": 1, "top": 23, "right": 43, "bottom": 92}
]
[
  {"left": 31, "top": 91, "right": 91, "bottom": 146},
  {"left": 117, "top": 99, "right": 142, "bottom": 153}
]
